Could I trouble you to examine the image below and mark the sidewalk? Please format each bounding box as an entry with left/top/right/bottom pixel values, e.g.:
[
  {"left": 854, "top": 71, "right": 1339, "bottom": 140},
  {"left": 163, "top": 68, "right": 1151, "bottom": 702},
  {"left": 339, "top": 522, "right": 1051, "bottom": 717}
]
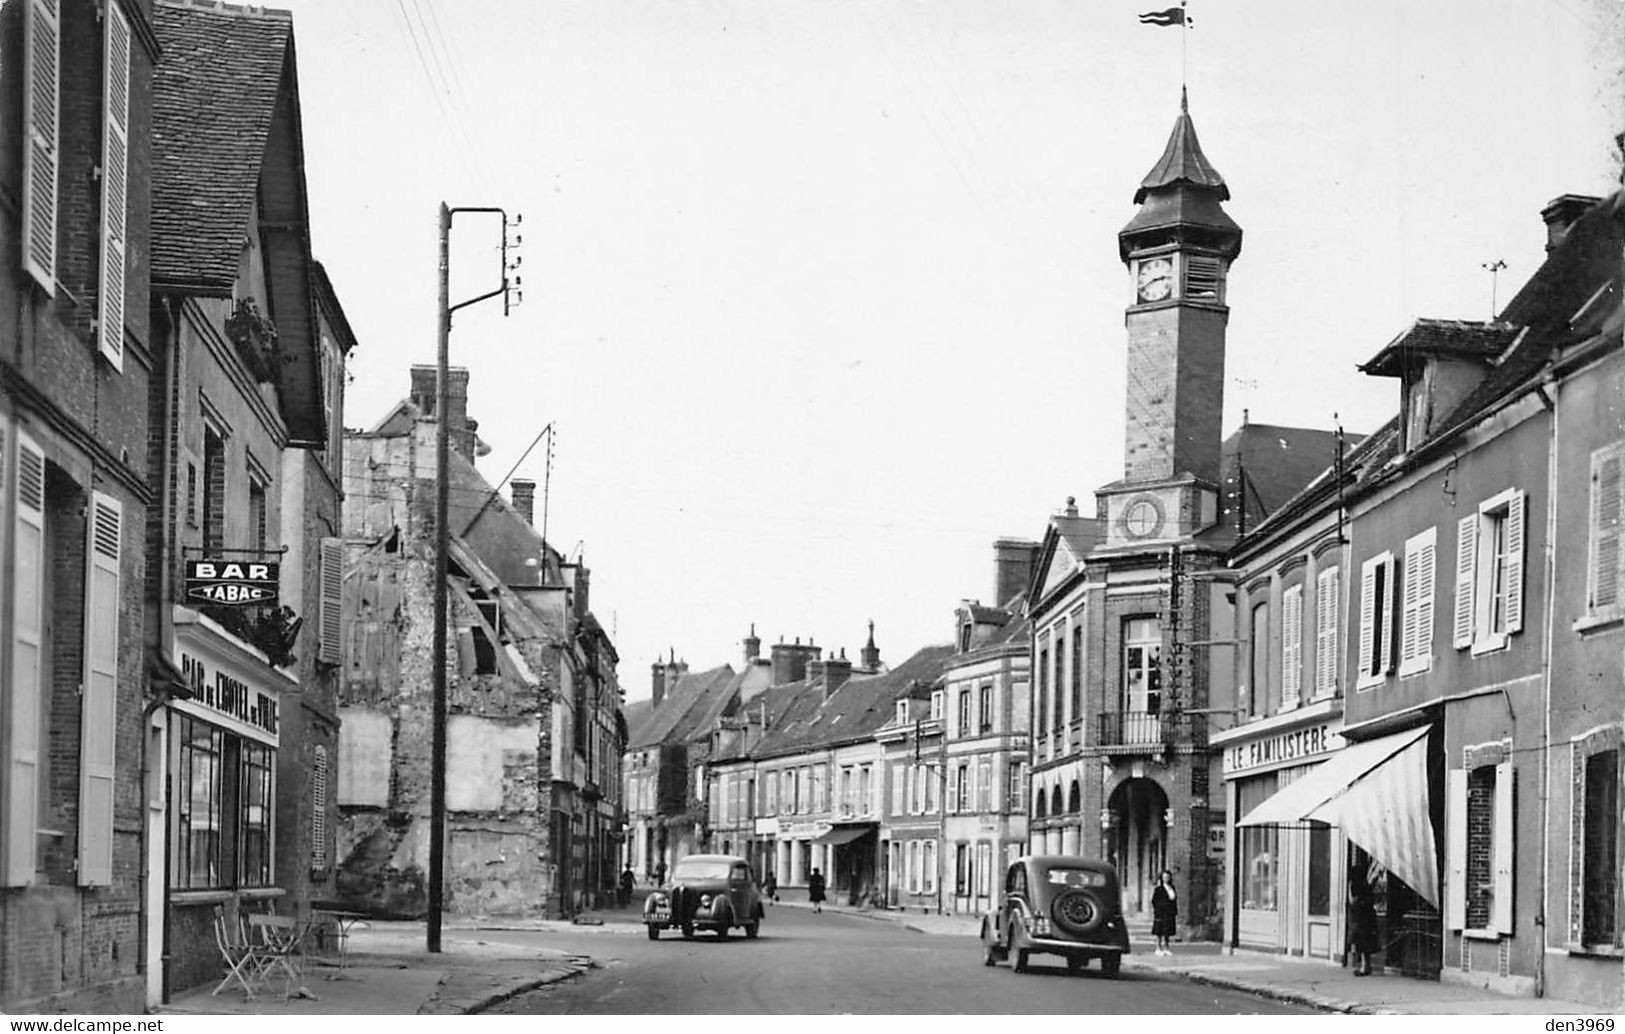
[
  {"left": 156, "top": 920, "right": 598, "bottom": 1016},
  {"left": 775, "top": 898, "right": 1603, "bottom": 1015}
]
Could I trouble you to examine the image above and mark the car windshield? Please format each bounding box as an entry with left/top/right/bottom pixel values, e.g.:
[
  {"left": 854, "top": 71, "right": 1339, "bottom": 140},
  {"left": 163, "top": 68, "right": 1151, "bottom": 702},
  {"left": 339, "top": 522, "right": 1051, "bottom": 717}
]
[
  {"left": 672, "top": 859, "right": 733, "bottom": 881},
  {"left": 1043, "top": 868, "right": 1108, "bottom": 888}
]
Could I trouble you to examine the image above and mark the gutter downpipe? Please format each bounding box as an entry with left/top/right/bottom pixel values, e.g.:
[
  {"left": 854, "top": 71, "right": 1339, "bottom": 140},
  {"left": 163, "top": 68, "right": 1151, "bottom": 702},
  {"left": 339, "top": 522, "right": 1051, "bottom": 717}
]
[{"left": 1535, "top": 371, "right": 1558, "bottom": 998}]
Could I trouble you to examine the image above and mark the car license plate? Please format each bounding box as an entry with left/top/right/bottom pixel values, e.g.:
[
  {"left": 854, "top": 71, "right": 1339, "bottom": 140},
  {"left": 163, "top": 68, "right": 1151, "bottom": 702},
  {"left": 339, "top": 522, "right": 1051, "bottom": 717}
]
[{"left": 652, "top": 907, "right": 670, "bottom": 920}]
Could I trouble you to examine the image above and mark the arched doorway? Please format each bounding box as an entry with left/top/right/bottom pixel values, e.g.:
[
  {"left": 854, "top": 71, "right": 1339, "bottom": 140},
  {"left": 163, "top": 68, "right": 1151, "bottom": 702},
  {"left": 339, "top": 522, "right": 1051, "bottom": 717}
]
[{"left": 1107, "top": 777, "right": 1169, "bottom": 915}]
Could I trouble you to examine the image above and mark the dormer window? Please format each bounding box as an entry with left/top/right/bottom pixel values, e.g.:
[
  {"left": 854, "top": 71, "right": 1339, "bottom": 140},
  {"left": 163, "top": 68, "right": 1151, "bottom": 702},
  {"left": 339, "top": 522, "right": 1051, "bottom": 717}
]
[
  {"left": 930, "top": 691, "right": 944, "bottom": 720},
  {"left": 959, "top": 622, "right": 973, "bottom": 653},
  {"left": 895, "top": 700, "right": 908, "bottom": 724}
]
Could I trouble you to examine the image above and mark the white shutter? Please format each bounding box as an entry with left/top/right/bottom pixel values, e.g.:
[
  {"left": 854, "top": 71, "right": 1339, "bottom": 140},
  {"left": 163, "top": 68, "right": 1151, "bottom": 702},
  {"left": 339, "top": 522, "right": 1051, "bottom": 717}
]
[
  {"left": 1503, "top": 490, "right": 1527, "bottom": 635},
  {"left": 77, "top": 493, "right": 121, "bottom": 885},
  {"left": 5, "top": 432, "right": 46, "bottom": 885},
  {"left": 1400, "top": 529, "right": 1436, "bottom": 675},
  {"left": 1399, "top": 541, "right": 1422, "bottom": 669},
  {"left": 311, "top": 745, "right": 329, "bottom": 869},
  {"left": 1446, "top": 768, "right": 1466, "bottom": 929},
  {"left": 1492, "top": 761, "right": 1514, "bottom": 933},
  {"left": 1454, "top": 514, "right": 1478, "bottom": 648},
  {"left": 1590, "top": 449, "right": 1623, "bottom": 611},
  {"left": 892, "top": 763, "right": 905, "bottom": 815},
  {"left": 21, "top": 0, "right": 60, "bottom": 293},
  {"left": 947, "top": 765, "right": 959, "bottom": 814},
  {"left": 98, "top": 0, "right": 130, "bottom": 369},
  {"left": 1379, "top": 554, "right": 1398, "bottom": 675},
  {"left": 318, "top": 537, "right": 343, "bottom": 664},
  {"left": 1315, "top": 567, "right": 1338, "bottom": 697},
  {"left": 1281, "top": 585, "right": 1302, "bottom": 708},
  {"left": 1356, "top": 556, "right": 1378, "bottom": 684}
]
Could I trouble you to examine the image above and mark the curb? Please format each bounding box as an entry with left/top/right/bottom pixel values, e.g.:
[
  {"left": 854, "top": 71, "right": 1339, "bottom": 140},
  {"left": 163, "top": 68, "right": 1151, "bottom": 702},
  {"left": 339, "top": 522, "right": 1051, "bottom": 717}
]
[
  {"left": 425, "top": 961, "right": 593, "bottom": 1015},
  {"left": 1124, "top": 962, "right": 1349, "bottom": 1014}
]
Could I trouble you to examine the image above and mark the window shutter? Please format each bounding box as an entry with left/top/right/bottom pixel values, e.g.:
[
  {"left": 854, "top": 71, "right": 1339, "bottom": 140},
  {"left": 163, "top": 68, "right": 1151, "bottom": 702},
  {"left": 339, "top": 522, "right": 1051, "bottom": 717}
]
[
  {"left": 21, "top": 0, "right": 61, "bottom": 293},
  {"left": 318, "top": 537, "right": 344, "bottom": 664},
  {"left": 1379, "top": 554, "right": 1398, "bottom": 674},
  {"left": 5, "top": 432, "right": 46, "bottom": 886},
  {"left": 1504, "top": 491, "right": 1527, "bottom": 635},
  {"left": 1281, "top": 585, "right": 1302, "bottom": 708},
  {"left": 892, "top": 763, "right": 905, "bottom": 815},
  {"left": 1590, "top": 450, "right": 1623, "bottom": 611},
  {"left": 1357, "top": 557, "right": 1377, "bottom": 682},
  {"left": 1446, "top": 768, "right": 1466, "bottom": 929},
  {"left": 947, "top": 765, "right": 959, "bottom": 814},
  {"left": 77, "top": 493, "right": 121, "bottom": 886},
  {"left": 1493, "top": 760, "right": 1514, "bottom": 933},
  {"left": 1400, "top": 530, "right": 1436, "bottom": 675},
  {"left": 1454, "top": 514, "right": 1478, "bottom": 648},
  {"left": 311, "top": 744, "right": 329, "bottom": 869},
  {"left": 1315, "top": 567, "right": 1338, "bottom": 696},
  {"left": 98, "top": 0, "right": 130, "bottom": 369},
  {"left": 1400, "top": 542, "right": 1422, "bottom": 669}
]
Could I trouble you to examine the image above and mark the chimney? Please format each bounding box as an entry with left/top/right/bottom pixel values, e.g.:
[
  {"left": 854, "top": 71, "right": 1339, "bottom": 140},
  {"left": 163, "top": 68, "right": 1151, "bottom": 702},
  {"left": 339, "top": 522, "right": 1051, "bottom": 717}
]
[
  {"left": 807, "top": 657, "right": 827, "bottom": 691},
  {"left": 408, "top": 365, "right": 477, "bottom": 460},
  {"left": 770, "top": 639, "right": 821, "bottom": 685},
  {"left": 1541, "top": 194, "right": 1602, "bottom": 254},
  {"left": 992, "top": 537, "right": 1041, "bottom": 608},
  {"left": 743, "top": 623, "right": 760, "bottom": 664},
  {"left": 824, "top": 651, "right": 853, "bottom": 696},
  {"left": 651, "top": 662, "right": 665, "bottom": 706},
  {"left": 860, "top": 620, "right": 881, "bottom": 672},
  {"left": 511, "top": 478, "right": 536, "bottom": 526}
]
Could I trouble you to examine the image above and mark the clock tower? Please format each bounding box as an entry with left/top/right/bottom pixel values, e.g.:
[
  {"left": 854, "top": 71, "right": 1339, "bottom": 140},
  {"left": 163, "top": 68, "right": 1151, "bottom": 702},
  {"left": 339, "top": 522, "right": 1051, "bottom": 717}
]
[{"left": 1102, "top": 89, "right": 1243, "bottom": 545}]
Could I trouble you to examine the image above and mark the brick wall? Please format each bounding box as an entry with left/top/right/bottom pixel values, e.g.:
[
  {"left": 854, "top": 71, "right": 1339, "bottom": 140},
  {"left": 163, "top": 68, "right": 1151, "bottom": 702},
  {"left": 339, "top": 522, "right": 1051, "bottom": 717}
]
[{"left": 1465, "top": 765, "right": 1496, "bottom": 929}]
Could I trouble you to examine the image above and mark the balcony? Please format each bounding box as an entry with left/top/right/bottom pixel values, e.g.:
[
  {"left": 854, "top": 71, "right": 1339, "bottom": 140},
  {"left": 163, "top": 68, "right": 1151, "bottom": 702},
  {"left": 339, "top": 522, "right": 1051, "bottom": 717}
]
[{"left": 1095, "top": 711, "right": 1207, "bottom": 754}]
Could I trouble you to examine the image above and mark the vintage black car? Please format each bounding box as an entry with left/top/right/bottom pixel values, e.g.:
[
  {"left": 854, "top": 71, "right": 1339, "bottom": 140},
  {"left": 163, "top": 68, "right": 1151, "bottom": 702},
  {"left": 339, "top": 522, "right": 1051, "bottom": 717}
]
[
  {"left": 980, "top": 855, "right": 1130, "bottom": 976},
  {"left": 644, "top": 854, "right": 765, "bottom": 940}
]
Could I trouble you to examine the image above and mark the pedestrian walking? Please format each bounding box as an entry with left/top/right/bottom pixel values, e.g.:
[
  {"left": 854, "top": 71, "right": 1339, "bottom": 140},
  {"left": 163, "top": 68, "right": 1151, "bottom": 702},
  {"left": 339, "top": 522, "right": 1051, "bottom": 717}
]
[
  {"left": 1150, "top": 869, "right": 1178, "bottom": 956},
  {"left": 618, "top": 866, "right": 635, "bottom": 908},
  {"left": 762, "top": 870, "right": 778, "bottom": 904},
  {"left": 654, "top": 860, "right": 667, "bottom": 887},
  {"left": 807, "top": 868, "right": 826, "bottom": 913},
  {"left": 1347, "top": 867, "right": 1378, "bottom": 976}
]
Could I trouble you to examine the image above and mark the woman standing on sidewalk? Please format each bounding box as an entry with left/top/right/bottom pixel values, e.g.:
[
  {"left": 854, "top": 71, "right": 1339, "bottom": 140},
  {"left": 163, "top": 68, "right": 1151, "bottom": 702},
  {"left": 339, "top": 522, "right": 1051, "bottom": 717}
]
[
  {"left": 1150, "top": 870, "right": 1178, "bottom": 956},
  {"left": 807, "top": 869, "right": 826, "bottom": 913},
  {"left": 1347, "top": 870, "right": 1378, "bottom": 976}
]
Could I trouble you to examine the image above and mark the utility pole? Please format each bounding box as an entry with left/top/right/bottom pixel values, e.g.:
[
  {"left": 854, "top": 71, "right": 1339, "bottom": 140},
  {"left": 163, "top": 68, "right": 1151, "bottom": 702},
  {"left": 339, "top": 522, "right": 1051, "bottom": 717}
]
[{"left": 429, "top": 202, "right": 521, "bottom": 952}]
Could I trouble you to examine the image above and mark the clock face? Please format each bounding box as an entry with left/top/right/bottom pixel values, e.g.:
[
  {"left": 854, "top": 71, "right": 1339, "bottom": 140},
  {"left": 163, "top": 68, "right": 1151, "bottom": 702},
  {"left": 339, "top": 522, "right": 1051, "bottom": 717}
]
[
  {"left": 1136, "top": 257, "right": 1174, "bottom": 302},
  {"left": 1123, "top": 497, "right": 1164, "bottom": 539}
]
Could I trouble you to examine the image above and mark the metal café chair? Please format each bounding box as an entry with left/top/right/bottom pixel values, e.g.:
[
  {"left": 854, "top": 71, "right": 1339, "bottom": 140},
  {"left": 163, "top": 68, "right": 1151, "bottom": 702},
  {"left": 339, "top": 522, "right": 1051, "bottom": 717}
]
[
  {"left": 248, "top": 912, "right": 312, "bottom": 999},
  {"left": 211, "top": 906, "right": 274, "bottom": 998}
]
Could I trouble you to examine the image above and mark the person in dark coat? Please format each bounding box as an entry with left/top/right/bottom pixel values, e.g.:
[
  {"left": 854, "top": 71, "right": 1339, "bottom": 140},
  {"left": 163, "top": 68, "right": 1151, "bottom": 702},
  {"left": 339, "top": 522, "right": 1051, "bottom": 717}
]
[
  {"left": 1347, "top": 869, "right": 1378, "bottom": 976},
  {"left": 618, "top": 866, "right": 635, "bottom": 908},
  {"left": 807, "top": 868, "right": 826, "bottom": 913},
  {"left": 1150, "top": 869, "right": 1179, "bottom": 955},
  {"left": 762, "top": 870, "right": 779, "bottom": 904},
  {"left": 653, "top": 860, "right": 667, "bottom": 887}
]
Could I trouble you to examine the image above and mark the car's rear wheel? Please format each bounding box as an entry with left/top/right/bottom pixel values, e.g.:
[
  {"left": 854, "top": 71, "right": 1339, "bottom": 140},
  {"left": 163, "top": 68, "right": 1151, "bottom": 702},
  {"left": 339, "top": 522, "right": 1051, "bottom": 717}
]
[
  {"left": 744, "top": 918, "right": 760, "bottom": 939},
  {"left": 1008, "top": 923, "right": 1029, "bottom": 973},
  {"left": 1101, "top": 954, "right": 1121, "bottom": 977},
  {"left": 646, "top": 925, "right": 660, "bottom": 941},
  {"left": 1052, "top": 889, "right": 1108, "bottom": 937}
]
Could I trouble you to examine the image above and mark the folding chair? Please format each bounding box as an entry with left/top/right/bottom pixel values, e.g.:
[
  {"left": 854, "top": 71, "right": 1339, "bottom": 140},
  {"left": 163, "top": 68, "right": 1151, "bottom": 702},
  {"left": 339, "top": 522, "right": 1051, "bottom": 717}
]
[
  {"left": 249, "top": 913, "right": 312, "bottom": 999},
  {"left": 212, "top": 906, "right": 273, "bottom": 998}
]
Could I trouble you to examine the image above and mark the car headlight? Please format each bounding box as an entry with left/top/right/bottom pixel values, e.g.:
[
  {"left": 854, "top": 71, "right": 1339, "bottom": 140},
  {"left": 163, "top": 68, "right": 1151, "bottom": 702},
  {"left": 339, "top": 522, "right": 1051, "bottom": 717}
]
[{"left": 699, "top": 894, "right": 712, "bottom": 909}]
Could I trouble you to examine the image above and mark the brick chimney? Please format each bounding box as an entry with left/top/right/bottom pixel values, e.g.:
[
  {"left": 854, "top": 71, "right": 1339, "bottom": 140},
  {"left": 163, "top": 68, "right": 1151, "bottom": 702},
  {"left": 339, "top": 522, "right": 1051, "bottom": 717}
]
[
  {"left": 409, "top": 365, "right": 477, "bottom": 460},
  {"left": 770, "top": 637, "right": 821, "bottom": 685},
  {"left": 511, "top": 478, "right": 536, "bottom": 526},
  {"left": 743, "top": 623, "right": 760, "bottom": 664},
  {"left": 1541, "top": 194, "right": 1602, "bottom": 254},
  {"left": 824, "top": 649, "right": 853, "bottom": 696},
  {"left": 992, "top": 537, "right": 1041, "bottom": 608},
  {"left": 651, "top": 661, "right": 665, "bottom": 706}
]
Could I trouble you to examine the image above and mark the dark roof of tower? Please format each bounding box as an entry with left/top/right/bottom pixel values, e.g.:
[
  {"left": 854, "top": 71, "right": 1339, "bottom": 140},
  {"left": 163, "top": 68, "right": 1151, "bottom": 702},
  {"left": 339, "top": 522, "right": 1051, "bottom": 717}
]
[{"left": 1134, "top": 89, "right": 1229, "bottom": 204}]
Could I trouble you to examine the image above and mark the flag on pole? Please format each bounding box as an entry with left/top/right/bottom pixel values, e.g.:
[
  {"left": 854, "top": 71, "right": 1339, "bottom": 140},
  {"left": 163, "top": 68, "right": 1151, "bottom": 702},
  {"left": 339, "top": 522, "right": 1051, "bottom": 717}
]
[{"left": 1139, "top": 6, "right": 1187, "bottom": 26}]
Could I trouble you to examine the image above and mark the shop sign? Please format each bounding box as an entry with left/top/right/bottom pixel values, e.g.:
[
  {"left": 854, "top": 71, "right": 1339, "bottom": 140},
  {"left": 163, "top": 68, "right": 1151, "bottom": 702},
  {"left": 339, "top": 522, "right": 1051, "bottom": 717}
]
[
  {"left": 177, "top": 651, "right": 279, "bottom": 745},
  {"left": 1223, "top": 722, "right": 1343, "bottom": 776},
  {"left": 1207, "top": 824, "right": 1226, "bottom": 859},
  {"left": 185, "top": 559, "right": 279, "bottom": 606},
  {"left": 784, "top": 820, "right": 830, "bottom": 838},
  {"left": 754, "top": 817, "right": 779, "bottom": 836}
]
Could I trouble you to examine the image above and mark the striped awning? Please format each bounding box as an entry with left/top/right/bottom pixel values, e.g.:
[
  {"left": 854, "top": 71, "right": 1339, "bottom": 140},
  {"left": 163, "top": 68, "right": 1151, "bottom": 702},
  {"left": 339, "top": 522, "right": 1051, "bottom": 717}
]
[
  {"left": 1235, "top": 724, "right": 1439, "bottom": 908},
  {"left": 1308, "top": 731, "right": 1439, "bottom": 907}
]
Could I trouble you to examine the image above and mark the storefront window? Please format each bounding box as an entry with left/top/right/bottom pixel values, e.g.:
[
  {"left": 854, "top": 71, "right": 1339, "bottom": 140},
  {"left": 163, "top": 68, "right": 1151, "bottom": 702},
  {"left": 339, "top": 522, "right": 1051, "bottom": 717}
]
[
  {"left": 239, "top": 741, "right": 274, "bottom": 886},
  {"left": 1308, "top": 820, "right": 1331, "bottom": 916},
  {"left": 1238, "top": 773, "right": 1279, "bottom": 911},
  {"left": 177, "top": 717, "right": 223, "bottom": 888}
]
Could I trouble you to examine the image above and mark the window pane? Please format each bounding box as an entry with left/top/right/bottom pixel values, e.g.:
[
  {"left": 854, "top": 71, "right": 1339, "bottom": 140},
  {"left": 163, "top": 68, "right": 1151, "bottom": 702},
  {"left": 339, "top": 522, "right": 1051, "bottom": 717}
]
[{"left": 1307, "top": 821, "right": 1331, "bottom": 916}]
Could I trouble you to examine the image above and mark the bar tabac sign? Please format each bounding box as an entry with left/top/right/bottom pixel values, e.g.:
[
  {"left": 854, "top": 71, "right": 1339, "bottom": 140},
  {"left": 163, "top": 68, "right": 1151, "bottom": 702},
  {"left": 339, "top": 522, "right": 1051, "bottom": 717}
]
[{"left": 184, "top": 559, "right": 279, "bottom": 606}]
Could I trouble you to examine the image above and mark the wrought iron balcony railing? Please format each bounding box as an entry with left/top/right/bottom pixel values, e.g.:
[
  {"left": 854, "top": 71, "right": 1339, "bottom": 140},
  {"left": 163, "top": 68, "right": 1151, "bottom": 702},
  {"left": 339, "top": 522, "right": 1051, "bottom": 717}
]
[{"left": 1095, "top": 710, "right": 1207, "bottom": 753}]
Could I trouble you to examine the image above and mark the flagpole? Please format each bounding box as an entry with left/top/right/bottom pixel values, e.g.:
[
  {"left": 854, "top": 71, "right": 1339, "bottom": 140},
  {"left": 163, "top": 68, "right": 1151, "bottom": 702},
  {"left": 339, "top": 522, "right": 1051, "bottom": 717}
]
[{"left": 1181, "top": 1, "right": 1189, "bottom": 91}]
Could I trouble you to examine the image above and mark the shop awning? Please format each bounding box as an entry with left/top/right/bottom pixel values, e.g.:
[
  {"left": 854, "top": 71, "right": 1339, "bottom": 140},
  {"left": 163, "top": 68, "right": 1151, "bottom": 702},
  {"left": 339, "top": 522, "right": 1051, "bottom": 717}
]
[
  {"left": 1236, "top": 724, "right": 1438, "bottom": 908},
  {"left": 814, "top": 824, "right": 875, "bottom": 846}
]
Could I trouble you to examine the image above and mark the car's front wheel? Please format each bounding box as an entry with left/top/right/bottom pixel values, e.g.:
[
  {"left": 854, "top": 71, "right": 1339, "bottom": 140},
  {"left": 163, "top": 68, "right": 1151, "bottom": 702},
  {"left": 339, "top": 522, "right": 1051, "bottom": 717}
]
[
  {"left": 1101, "top": 954, "right": 1121, "bottom": 977},
  {"left": 646, "top": 924, "right": 660, "bottom": 941},
  {"left": 744, "top": 918, "right": 760, "bottom": 939}
]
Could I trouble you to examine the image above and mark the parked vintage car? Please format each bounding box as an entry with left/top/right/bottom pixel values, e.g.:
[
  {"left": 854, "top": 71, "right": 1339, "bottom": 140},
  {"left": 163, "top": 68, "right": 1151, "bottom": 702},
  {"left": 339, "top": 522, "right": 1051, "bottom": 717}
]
[
  {"left": 980, "top": 855, "right": 1130, "bottom": 976},
  {"left": 644, "top": 854, "right": 765, "bottom": 940}
]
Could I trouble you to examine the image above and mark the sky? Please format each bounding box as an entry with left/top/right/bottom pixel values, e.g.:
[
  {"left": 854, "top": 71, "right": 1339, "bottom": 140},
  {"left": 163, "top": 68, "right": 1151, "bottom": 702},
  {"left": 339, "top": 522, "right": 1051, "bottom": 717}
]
[{"left": 276, "top": 0, "right": 1624, "bottom": 699}]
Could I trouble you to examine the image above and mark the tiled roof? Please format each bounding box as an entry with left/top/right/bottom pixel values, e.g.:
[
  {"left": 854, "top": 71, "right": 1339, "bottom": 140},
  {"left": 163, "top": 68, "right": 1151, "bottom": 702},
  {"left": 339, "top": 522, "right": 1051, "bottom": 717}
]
[
  {"left": 627, "top": 665, "right": 736, "bottom": 750},
  {"left": 151, "top": 1, "right": 293, "bottom": 290},
  {"left": 1358, "top": 319, "right": 1520, "bottom": 377},
  {"left": 1135, "top": 90, "right": 1229, "bottom": 203},
  {"left": 753, "top": 644, "right": 953, "bottom": 759},
  {"left": 1221, "top": 422, "right": 1355, "bottom": 534},
  {"left": 1233, "top": 415, "right": 1399, "bottom": 553}
]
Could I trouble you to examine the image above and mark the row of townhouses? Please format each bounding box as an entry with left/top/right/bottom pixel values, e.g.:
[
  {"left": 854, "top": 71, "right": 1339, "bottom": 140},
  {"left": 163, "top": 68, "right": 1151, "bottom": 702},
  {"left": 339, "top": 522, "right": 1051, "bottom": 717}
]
[
  {"left": 0, "top": 0, "right": 625, "bottom": 1012},
  {"left": 621, "top": 98, "right": 1624, "bottom": 1010}
]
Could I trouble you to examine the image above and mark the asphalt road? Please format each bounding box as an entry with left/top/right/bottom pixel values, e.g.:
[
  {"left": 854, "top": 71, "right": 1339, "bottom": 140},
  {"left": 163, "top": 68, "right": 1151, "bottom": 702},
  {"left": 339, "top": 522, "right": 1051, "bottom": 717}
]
[{"left": 487, "top": 907, "right": 1315, "bottom": 1015}]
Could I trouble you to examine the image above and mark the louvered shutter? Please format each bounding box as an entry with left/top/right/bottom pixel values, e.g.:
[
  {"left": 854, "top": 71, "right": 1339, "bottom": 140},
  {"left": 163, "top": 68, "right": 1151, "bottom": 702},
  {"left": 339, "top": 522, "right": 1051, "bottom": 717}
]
[
  {"left": 1281, "top": 585, "right": 1302, "bottom": 708},
  {"left": 1504, "top": 491, "right": 1527, "bottom": 635},
  {"left": 1454, "top": 514, "right": 1477, "bottom": 648},
  {"left": 1446, "top": 768, "right": 1466, "bottom": 929},
  {"left": 21, "top": 0, "right": 60, "bottom": 293},
  {"left": 5, "top": 433, "right": 46, "bottom": 885},
  {"left": 1356, "top": 557, "right": 1377, "bottom": 682},
  {"left": 1379, "top": 555, "right": 1398, "bottom": 675},
  {"left": 97, "top": 1, "right": 129, "bottom": 368},
  {"left": 318, "top": 537, "right": 343, "bottom": 664},
  {"left": 311, "top": 745, "right": 329, "bottom": 870},
  {"left": 891, "top": 762, "right": 905, "bottom": 815},
  {"left": 1590, "top": 450, "right": 1623, "bottom": 611},
  {"left": 1315, "top": 567, "right": 1338, "bottom": 696},
  {"left": 1400, "top": 530, "right": 1436, "bottom": 675},
  {"left": 1399, "top": 540, "right": 1422, "bottom": 669},
  {"left": 947, "top": 765, "right": 959, "bottom": 814},
  {"left": 77, "top": 493, "right": 120, "bottom": 885},
  {"left": 1492, "top": 761, "right": 1514, "bottom": 933}
]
